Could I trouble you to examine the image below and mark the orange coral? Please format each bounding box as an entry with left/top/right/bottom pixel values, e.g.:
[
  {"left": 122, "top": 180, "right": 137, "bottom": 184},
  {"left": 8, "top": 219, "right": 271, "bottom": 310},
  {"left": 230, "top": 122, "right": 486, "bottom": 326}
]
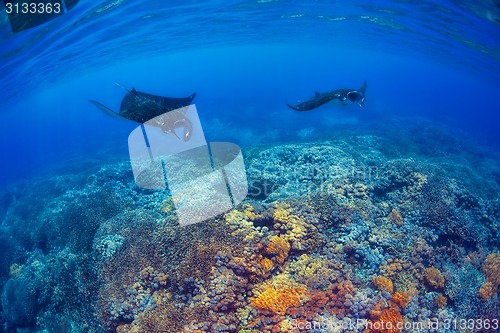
[
  {"left": 373, "top": 276, "right": 394, "bottom": 293},
  {"left": 434, "top": 294, "right": 447, "bottom": 308},
  {"left": 391, "top": 292, "right": 410, "bottom": 308},
  {"left": 259, "top": 256, "right": 274, "bottom": 274},
  {"left": 266, "top": 236, "right": 290, "bottom": 264},
  {"left": 388, "top": 209, "right": 404, "bottom": 226},
  {"left": 251, "top": 283, "right": 306, "bottom": 315},
  {"left": 369, "top": 307, "right": 404, "bottom": 333},
  {"left": 424, "top": 267, "right": 445, "bottom": 289},
  {"left": 478, "top": 281, "right": 496, "bottom": 301},
  {"left": 479, "top": 253, "right": 500, "bottom": 301},
  {"left": 482, "top": 253, "right": 500, "bottom": 285}
]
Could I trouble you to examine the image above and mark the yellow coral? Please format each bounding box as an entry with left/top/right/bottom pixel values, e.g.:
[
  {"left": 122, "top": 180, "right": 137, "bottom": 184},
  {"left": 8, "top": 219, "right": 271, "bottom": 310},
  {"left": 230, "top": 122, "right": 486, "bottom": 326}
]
[
  {"left": 250, "top": 274, "right": 307, "bottom": 315},
  {"left": 273, "top": 203, "right": 294, "bottom": 224},
  {"left": 272, "top": 203, "right": 309, "bottom": 249},
  {"left": 370, "top": 307, "right": 404, "bottom": 333},
  {"left": 259, "top": 257, "right": 274, "bottom": 273},
  {"left": 224, "top": 205, "right": 264, "bottom": 240},
  {"left": 409, "top": 172, "right": 427, "bottom": 193},
  {"left": 289, "top": 254, "right": 323, "bottom": 279},
  {"left": 251, "top": 283, "right": 306, "bottom": 315}
]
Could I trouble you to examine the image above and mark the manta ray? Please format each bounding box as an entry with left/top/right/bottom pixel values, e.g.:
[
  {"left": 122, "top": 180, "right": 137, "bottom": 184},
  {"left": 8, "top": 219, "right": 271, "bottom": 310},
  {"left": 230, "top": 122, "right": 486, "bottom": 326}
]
[
  {"left": 288, "top": 81, "right": 367, "bottom": 111},
  {"left": 90, "top": 87, "right": 196, "bottom": 141}
]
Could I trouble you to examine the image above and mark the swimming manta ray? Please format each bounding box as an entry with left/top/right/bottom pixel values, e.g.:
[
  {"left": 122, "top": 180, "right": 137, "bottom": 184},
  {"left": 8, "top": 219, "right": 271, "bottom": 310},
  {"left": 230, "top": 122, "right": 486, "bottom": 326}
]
[
  {"left": 90, "top": 87, "right": 196, "bottom": 141},
  {"left": 288, "top": 81, "right": 367, "bottom": 111}
]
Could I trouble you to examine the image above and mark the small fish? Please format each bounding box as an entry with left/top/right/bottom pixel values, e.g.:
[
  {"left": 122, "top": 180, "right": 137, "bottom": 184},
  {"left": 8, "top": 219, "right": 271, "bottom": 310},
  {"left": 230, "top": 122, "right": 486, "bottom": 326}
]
[
  {"left": 288, "top": 81, "right": 366, "bottom": 111},
  {"left": 90, "top": 86, "right": 196, "bottom": 141}
]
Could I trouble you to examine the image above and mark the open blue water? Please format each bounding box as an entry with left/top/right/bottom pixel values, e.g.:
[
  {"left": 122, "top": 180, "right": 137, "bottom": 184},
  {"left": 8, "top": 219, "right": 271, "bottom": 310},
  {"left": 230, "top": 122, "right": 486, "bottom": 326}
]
[
  {"left": 1, "top": 1, "right": 500, "bottom": 333},
  {"left": 1, "top": 0, "right": 499, "bottom": 188}
]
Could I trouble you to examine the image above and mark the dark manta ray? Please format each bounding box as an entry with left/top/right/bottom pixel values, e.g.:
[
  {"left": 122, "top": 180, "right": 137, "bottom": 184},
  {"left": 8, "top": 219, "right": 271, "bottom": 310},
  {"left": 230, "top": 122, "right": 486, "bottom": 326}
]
[
  {"left": 90, "top": 88, "right": 196, "bottom": 141},
  {"left": 288, "top": 81, "right": 367, "bottom": 111}
]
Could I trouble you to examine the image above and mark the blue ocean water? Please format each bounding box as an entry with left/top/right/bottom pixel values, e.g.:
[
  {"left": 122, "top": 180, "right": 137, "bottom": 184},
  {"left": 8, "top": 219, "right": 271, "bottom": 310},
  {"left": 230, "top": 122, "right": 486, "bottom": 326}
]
[
  {"left": 0, "top": 0, "right": 499, "bottom": 188},
  {"left": 1, "top": 1, "right": 500, "bottom": 333}
]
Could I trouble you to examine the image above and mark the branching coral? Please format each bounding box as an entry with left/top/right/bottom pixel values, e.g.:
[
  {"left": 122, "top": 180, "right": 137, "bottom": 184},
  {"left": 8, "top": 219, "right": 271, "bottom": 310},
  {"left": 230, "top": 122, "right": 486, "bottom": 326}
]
[{"left": 259, "top": 257, "right": 274, "bottom": 274}]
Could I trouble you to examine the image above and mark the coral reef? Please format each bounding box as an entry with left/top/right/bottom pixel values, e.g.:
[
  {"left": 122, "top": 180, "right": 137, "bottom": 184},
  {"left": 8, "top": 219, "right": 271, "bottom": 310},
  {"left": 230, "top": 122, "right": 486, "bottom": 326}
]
[{"left": 0, "top": 121, "right": 499, "bottom": 332}]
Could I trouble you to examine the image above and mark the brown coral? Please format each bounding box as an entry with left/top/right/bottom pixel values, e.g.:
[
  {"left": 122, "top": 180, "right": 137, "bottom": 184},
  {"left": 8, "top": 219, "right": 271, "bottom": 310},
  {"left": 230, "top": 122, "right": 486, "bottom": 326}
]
[
  {"left": 434, "top": 294, "right": 447, "bottom": 308},
  {"left": 388, "top": 209, "right": 404, "bottom": 226},
  {"left": 424, "top": 267, "right": 445, "bottom": 289},
  {"left": 372, "top": 276, "right": 394, "bottom": 293},
  {"left": 482, "top": 253, "right": 500, "bottom": 284}
]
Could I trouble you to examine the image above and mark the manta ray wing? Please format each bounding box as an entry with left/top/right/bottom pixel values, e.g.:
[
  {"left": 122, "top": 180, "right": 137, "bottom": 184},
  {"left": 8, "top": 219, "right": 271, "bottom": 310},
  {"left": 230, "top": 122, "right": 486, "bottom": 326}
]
[
  {"left": 287, "top": 90, "right": 341, "bottom": 111},
  {"left": 119, "top": 90, "right": 196, "bottom": 123},
  {"left": 90, "top": 88, "right": 196, "bottom": 141},
  {"left": 89, "top": 100, "right": 131, "bottom": 121}
]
